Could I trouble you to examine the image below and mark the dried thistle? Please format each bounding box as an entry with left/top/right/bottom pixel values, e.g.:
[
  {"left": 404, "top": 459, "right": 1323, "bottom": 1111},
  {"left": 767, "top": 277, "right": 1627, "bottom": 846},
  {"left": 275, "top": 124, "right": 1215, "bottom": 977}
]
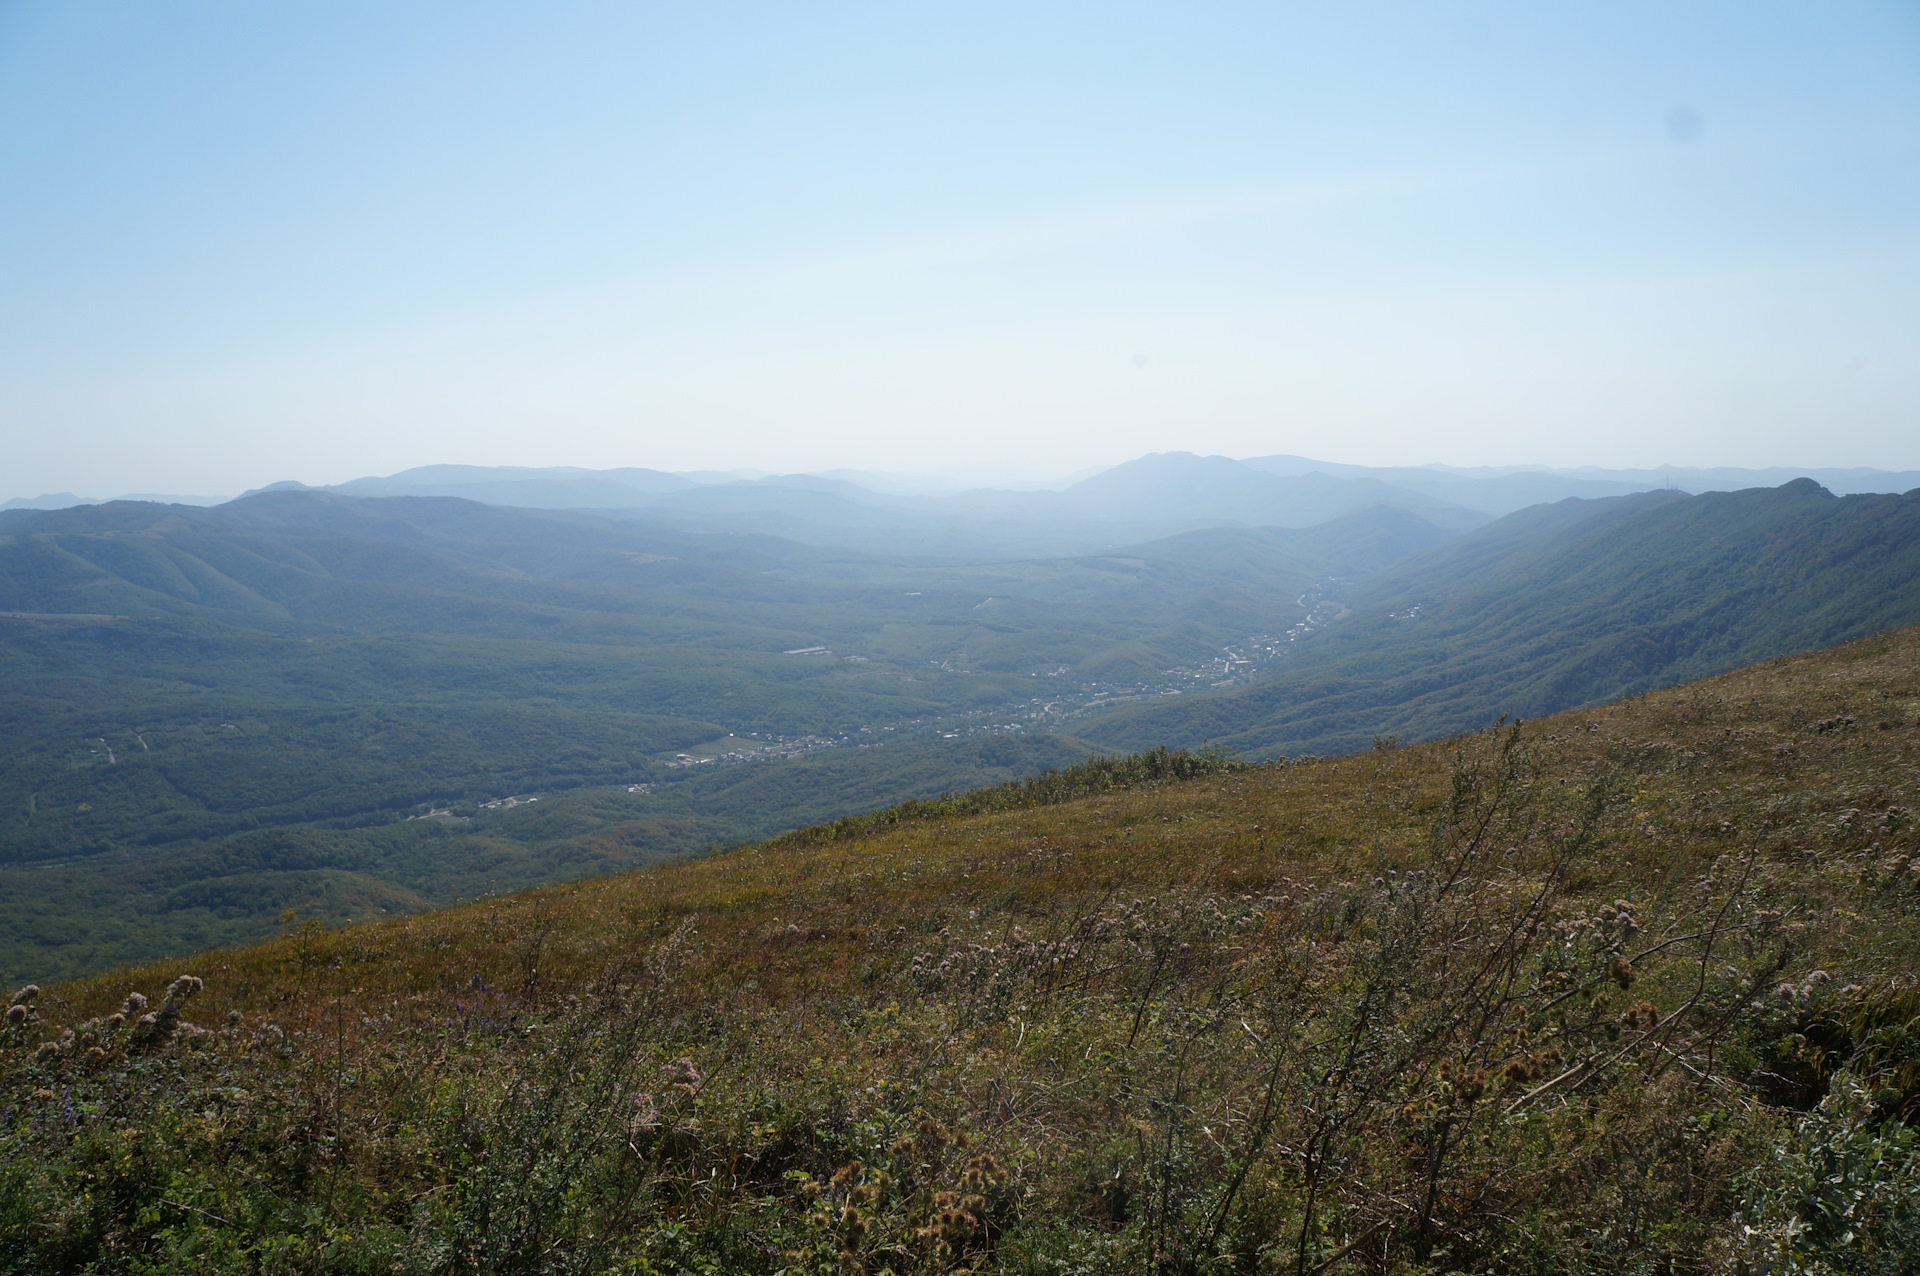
[
  {"left": 660, "top": 1055, "right": 702, "bottom": 1095},
  {"left": 1620, "top": 999, "right": 1658, "bottom": 1031}
]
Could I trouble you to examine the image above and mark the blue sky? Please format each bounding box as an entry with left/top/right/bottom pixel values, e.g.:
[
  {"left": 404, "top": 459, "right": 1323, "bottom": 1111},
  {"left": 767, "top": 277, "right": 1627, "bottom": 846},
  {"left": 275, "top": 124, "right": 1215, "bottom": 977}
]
[{"left": 2, "top": 2, "right": 1918, "bottom": 494}]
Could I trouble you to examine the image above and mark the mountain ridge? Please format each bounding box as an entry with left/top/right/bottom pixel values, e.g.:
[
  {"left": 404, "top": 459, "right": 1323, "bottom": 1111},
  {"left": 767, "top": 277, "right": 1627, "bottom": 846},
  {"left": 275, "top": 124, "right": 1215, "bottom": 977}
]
[{"left": 1082, "top": 479, "right": 1920, "bottom": 756}]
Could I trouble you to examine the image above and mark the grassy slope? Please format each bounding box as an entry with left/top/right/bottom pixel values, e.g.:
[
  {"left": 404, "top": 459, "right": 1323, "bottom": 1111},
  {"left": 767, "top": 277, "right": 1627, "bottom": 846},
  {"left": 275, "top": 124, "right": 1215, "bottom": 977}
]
[{"left": 6, "top": 629, "right": 1920, "bottom": 1272}]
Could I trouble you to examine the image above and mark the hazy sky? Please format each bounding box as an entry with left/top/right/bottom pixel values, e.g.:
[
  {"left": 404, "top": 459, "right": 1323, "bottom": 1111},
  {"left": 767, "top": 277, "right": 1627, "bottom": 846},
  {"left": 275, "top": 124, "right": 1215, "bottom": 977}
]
[{"left": 3, "top": 2, "right": 1918, "bottom": 495}]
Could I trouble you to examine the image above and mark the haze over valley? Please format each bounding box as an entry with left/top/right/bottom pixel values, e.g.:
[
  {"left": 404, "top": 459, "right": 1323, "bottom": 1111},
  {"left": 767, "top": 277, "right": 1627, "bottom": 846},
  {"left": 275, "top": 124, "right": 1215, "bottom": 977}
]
[{"left": 5, "top": 452, "right": 1919, "bottom": 981}]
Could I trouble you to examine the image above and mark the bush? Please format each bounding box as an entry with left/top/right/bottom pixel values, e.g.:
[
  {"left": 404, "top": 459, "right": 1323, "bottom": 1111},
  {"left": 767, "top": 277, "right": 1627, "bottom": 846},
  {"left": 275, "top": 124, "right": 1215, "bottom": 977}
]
[{"left": 768, "top": 745, "right": 1250, "bottom": 848}]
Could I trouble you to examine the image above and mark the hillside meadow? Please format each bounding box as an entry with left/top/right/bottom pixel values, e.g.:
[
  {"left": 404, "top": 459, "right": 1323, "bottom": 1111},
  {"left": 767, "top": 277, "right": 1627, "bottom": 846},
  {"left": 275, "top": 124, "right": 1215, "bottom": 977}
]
[{"left": 5, "top": 627, "right": 1920, "bottom": 1273}]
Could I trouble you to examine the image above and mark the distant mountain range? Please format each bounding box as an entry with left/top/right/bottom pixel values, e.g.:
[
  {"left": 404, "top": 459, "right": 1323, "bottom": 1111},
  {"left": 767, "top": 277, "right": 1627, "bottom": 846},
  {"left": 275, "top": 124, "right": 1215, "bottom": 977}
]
[
  {"left": 211, "top": 455, "right": 1491, "bottom": 557},
  {"left": 0, "top": 491, "right": 235, "bottom": 511},
  {"left": 1239, "top": 454, "right": 1920, "bottom": 503},
  {"left": 268, "top": 454, "right": 1920, "bottom": 547},
  {"left": 12, "top": 453, "right": 1917, "bottom": 555}
]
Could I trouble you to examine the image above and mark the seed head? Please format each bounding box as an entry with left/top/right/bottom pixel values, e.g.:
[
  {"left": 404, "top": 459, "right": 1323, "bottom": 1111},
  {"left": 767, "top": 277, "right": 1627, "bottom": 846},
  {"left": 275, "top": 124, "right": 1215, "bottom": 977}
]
[
  {"left": 660, "top": 1056, "right": 701, "bottom": 1093},
  {"left": 1620, "top": 999, "right": 1658, "bottom": 1031},
  {"left": 9, "top": 985, "right": 38, "bottom": 1006},
  {"left": 121, "top": 992, "right": 148, "bottom": 1017},
  {"left": 5, "top": 1005, "right": 24, "bottom": 1027},
  {"left": 627, "top": 1092, "right": 660, "bottom": 1134}
]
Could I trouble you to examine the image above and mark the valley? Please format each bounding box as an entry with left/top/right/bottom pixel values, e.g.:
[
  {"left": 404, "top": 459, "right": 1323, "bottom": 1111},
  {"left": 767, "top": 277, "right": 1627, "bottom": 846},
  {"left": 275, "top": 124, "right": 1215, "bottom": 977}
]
[{"left": 4, "top": 466, "right": 1918, "bottom": 983}]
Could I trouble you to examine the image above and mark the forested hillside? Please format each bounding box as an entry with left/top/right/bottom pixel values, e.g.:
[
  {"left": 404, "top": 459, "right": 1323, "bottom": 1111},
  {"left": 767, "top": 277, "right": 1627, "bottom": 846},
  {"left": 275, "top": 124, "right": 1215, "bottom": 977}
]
[{"left": 1084, "top": 479, "right": 1920, "bottom": 756}]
